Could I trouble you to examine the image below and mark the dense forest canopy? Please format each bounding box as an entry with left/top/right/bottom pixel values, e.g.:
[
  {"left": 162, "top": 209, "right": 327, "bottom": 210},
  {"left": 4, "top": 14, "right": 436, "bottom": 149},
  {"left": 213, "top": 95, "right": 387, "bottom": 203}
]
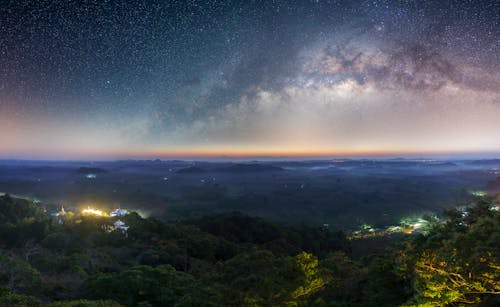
[{"left": 0, "top": 193, "right": 498, "bottom": 306}]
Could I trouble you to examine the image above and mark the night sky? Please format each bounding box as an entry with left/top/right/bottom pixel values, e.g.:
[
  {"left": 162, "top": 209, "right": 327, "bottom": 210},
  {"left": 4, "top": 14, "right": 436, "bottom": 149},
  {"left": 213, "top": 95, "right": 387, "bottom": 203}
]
[{"left": 0, "top": 0, "right": 499, "bottom": 159}]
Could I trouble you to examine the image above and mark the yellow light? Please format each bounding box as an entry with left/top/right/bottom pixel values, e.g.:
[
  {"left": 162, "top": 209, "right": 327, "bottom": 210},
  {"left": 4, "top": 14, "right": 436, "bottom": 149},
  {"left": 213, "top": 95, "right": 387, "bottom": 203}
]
[{"left": 82, "top": 207, "right": 105, "bottom": 216}]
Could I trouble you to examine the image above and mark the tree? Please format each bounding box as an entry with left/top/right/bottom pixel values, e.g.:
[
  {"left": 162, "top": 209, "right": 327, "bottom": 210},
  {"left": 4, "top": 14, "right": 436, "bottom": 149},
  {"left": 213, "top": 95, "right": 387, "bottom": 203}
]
[
  {"left": 0, "top": 252, "right": 42, "bottom": 294},
  {"left": 400, "top": 196, "right": 500, "bottom": 306},
  {"left": 290, "top": 252, "right": 331, "bottom": 301},
  {"left": 0, "top": 285, "right": 42, "bottom": 306},
  {"left": 47, "top": 299, "right": 124, "bottom": 307},
  {"left": 83, "top": 264, "right": 218, "bottom": 306},
  {"left": 212, "top": 249, "right": 330, "bottom": 306}
]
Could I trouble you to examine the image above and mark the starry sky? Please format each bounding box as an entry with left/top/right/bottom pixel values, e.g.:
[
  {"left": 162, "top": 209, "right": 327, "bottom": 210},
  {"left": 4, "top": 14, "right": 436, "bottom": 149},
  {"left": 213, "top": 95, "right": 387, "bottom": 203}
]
[{"left": 0, "top": 0, "right": 499, "bottom": 159}]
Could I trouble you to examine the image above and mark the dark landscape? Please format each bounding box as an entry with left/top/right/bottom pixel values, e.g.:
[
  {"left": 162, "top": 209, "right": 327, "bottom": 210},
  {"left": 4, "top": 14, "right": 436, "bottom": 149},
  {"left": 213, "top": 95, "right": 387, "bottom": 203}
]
[
  {"left": 1, "top": 158, "right": 499, "bottom": 229},
  {"left": 0, "top": 159, "right": 498, "bottom": 306}
]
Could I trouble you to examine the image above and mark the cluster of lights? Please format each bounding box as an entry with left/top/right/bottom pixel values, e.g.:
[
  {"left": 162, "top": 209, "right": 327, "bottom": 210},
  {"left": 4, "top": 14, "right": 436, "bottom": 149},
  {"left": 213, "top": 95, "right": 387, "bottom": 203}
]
[
  {"left": 351, "top": 215, "right": 438, "bottom": 238},
  {"left": 470, "top": 190, "right": 487, "bottom": 197},
  {"left": 81, "top": 206, "right": 130, "bottom": 217},
  {"left": 82, "top": 207, "right": 105, "bottom": 216}
]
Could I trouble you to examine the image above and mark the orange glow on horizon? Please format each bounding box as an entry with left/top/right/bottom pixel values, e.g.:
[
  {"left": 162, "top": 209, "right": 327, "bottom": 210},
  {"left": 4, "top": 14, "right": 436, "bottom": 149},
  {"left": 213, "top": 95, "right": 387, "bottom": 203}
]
[{"left": 2, "top": 146, "right": 498, "bottom": 160}]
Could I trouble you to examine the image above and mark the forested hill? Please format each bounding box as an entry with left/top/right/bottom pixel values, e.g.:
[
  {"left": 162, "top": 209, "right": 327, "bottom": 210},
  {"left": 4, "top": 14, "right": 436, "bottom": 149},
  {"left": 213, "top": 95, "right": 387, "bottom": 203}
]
[{"left": 0, "top": 194, "right": 498, "bottom": 306}]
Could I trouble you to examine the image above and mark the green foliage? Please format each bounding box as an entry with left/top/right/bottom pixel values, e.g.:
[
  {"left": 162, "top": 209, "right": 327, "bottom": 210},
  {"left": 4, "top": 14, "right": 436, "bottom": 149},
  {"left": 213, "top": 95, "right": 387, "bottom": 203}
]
[
  {"left": 290, "top": 252, "right": 331, "bottom": 301},
  {"left": 0, "top": 193, "right": 497, "bottom": 307},
  {"left": 399, "top": 196, "right": 500, "bottom": 306},
  {"left": 360, "top": 255, "right": 407, "bottom": 306},
  {"left": 210, "top": 249, "right": 329, "bottom": 306},
  {"left": 319, "top": 251, "right": 368, "bottom": 303},
  {"left": 0, "top": 194, "right": 45, "bottom": 224},
  {"left": 215, "top": 249, "right": 297, "bottom": 305},
  {"left": 83, "top": 265, "right": 217, "bottom": 306},
  {"left": 0, "top": 195, "right": 49, "bottom": 247},
  {"left": 191, "top": 212, "right": 349, "bottom": 257},
  {"left": 0, "top": 285, "right": 42, "bottom": 306},
  {"left": 41, "top": 232, "right": 74, "bottom": 250},
  {"left": 47, "top": 299, "right": 124, "bottom": 307},
  {"left": 0, "top": 252, "right": 42, "bottom": 294}
]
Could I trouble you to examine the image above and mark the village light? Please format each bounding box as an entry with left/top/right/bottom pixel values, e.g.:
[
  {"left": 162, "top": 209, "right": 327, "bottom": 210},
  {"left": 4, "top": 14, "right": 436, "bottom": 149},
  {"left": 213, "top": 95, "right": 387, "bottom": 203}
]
[
  {"left": 82, "top": 207, "right": 105, "bottom": 216},
  {"left": 470, "top": 190, "right": 487, "bottom": 197}
]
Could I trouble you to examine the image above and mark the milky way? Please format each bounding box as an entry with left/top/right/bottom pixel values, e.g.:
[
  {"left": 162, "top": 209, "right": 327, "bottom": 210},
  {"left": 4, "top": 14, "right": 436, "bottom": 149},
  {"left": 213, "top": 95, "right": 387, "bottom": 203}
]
[{"left": 0, "top": 0, "right": 499, "bottom": 159}]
